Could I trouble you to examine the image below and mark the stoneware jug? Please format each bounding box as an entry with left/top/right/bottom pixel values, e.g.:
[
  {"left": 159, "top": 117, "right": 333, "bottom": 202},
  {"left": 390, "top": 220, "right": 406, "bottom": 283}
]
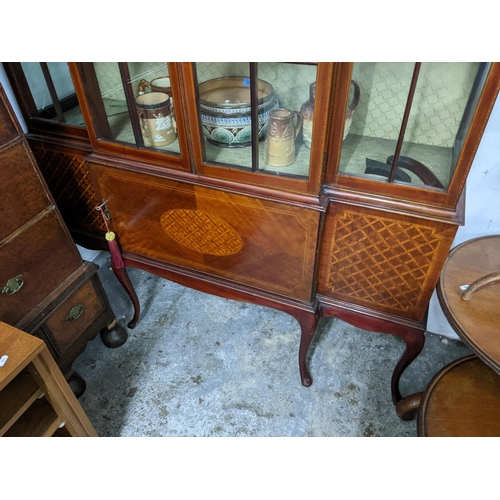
[
  {"left": 264, "top": 108, "right": 302, "bottom": 167},
  {"left": 300, "top": 80, "right": 361, "bottom": 148},
  {"left": 135, "top": 92, "right": 176, "bottom": 148}
]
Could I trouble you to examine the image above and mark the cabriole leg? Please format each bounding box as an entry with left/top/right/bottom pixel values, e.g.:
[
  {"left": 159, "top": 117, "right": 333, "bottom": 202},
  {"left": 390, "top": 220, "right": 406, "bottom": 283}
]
[
  {"left": 297, "top": 309, "right": 320, "bottom": 387},
  {"left": 112, "top": 266, "right": 141, "bottom": 329}
]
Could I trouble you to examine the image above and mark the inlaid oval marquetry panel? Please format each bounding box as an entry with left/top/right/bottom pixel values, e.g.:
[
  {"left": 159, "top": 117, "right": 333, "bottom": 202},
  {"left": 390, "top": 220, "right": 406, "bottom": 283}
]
[{"left": 160, "top": 209, "right": 243, "bottom": 256}]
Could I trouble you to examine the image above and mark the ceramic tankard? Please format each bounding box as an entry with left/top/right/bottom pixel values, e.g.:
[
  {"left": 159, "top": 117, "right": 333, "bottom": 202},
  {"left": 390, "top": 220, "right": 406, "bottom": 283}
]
[
  {"left": 138, "top": 76, "right": 176, "bottom": 131},
  {"left": 135, "top": 92, "right": 176, "bottom": 148},
  {"left": 264, "top": 108, "right": 302, "bottom": 167}
]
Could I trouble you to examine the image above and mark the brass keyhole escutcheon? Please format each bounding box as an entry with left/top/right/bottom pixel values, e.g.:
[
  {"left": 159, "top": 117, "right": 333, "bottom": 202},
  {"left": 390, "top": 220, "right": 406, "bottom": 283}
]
[
  {"left": 66, "top": 304, "right": 84, "bottom": 322},
  {"left": 2, "top": 274, "right": 24, "bottom": 295}
]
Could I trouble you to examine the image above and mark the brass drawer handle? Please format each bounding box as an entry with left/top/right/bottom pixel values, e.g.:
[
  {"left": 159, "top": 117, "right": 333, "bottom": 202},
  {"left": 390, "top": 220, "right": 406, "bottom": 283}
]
[
  {"left": 2, "top": 274, "right": 24, "bottom": 295},
  {"left": 66, "top": 304, "right": 84, "bottom": 322}
]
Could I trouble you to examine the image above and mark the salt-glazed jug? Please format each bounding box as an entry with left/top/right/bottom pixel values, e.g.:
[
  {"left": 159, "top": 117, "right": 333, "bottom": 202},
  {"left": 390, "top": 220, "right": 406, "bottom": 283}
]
[
  {"left": 300, "top": 80, "right": 360, "bottom": 148},
  {"left": 264, "top": 108, "right": 303, "bottom": 167}
]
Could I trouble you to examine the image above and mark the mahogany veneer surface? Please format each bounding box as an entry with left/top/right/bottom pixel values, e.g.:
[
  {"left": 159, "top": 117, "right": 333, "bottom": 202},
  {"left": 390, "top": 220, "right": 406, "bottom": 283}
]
[
  {"left": 418, "top": 355, "right": 500, "bottom": 437},
  {"left": 0, "top": 210, "right": 82, "bottom": 325},
  {"left": 91, "top": 163, "right": 320, "bottom": 302},
  {"left": 0, "top": 141, "right": 52, "bottom": 240},
  {"left": 438, "top": 235, "right": 500, "bottom": 371},
  {"left": 317, "top": 203, "right": 458, "bottom": 321}
]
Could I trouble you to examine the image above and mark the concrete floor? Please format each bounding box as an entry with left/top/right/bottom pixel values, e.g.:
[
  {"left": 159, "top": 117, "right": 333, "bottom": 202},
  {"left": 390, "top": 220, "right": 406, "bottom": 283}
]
[{"left": 73, "top": 253, "right": 472, "bottom": 437}]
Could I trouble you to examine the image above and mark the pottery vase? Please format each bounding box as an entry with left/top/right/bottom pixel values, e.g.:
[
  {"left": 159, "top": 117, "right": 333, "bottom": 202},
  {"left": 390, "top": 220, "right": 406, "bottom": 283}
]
[{"left": 300, "top": 80, "right": 361, "bottom": 148}]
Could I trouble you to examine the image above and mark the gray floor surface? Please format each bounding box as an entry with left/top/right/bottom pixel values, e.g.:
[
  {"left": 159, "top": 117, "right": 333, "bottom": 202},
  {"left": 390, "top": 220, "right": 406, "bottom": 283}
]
[{"left": 73, "top": 254, "right": 472, "bottom": 437}]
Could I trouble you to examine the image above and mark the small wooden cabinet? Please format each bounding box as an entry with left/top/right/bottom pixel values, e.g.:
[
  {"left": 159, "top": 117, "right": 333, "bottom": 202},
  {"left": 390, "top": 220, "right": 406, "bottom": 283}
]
[
  {"left": 0, "top": 321, "right": 97, "bottom": 437},
  {"left": 4, "top": 62, "right": 499, "bottom": 410},
  {"left": 0, "top": 83, "right": 127, "bottom": 396}
]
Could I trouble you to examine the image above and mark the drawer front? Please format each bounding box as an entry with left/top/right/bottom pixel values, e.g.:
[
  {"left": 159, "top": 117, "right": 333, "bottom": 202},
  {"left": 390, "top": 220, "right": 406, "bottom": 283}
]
[
  {"left": 0, "top": 210, "right": 82, "bottom": 325},
  {"left": 317, "top": 203, "right": 458, "bottom": 321},
  {"left": 91, "top": 164, "right": 320, "bottom": 302},
  {"left": 0, "top": 89, "right": 21, "bottom": 146},
  {"left": 44, "top": 280, "right": 104, "bottom": 353},
  {"left": 0, "top": 141, "right": 52, "bottom": 240}
]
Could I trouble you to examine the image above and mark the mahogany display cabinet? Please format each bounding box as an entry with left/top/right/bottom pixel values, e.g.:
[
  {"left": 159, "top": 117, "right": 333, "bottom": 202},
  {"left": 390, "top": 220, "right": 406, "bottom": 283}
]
[{"left": 4, "top": 62, "right": 499, "bottom": 412}]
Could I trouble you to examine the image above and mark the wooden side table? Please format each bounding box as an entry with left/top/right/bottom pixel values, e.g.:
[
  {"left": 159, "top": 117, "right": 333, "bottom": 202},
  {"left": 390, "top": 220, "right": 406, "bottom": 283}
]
[
  {"left": 397, "top": 235, "right": 500, "bottom": 436},
  {"left": 0, "top": 321, "right": 97, "bottom": 437}
]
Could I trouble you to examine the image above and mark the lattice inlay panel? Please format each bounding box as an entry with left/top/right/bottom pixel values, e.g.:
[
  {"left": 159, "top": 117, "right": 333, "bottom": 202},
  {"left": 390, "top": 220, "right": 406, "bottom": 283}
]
[
  {"left": 160, "top": 209, "right": 243, "bottom": 256},
  {"left": 324, "top": 209, "right": 443, "bottom": 314},
  {"left": 30, "top": 143, "right": 105, "bottom": 232}
]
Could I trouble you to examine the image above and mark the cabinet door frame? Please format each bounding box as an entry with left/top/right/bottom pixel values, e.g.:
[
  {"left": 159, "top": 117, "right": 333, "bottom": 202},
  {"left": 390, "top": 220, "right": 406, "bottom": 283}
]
[
  {"left": 180, "top": 62, "right": 335, "bottom": 196},
  {"left": 68, "top": 62, "right": 192, "bottom": 172},
  {"left": 2, "top": 62, "right": 90, "bottom": 141},
  {"left": 325, "top": 62, "right": 500, "bottom": 209}
]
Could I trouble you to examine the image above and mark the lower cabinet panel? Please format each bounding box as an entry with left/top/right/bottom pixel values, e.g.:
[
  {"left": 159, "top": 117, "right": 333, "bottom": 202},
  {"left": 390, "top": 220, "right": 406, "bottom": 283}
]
[
  {"left": 90, "top": 163, "right": 320, "bottom": 302},
  {"left": 317, "top": 203, "right": 458, "bottom": 321}
]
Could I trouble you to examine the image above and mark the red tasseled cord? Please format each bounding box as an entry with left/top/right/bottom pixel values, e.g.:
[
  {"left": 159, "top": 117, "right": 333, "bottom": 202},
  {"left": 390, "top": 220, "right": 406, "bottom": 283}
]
[
  {"left": 105, "top": 231, "right": 125, "bottom": 270},
  {"left": 96, "top": 203, "right": 125, "bottom": 270}
]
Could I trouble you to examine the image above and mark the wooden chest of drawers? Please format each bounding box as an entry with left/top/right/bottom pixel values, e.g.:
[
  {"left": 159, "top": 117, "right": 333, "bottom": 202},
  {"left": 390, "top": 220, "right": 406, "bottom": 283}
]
[{"left": 0, "top": 84, "right": 127, "bottom": 396}]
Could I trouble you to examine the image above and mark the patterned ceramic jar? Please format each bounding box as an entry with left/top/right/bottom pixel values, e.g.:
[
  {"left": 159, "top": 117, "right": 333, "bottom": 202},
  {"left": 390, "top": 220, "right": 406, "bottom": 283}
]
[{"left": 198, "top": 77, "right": 279, "bottom": 148}]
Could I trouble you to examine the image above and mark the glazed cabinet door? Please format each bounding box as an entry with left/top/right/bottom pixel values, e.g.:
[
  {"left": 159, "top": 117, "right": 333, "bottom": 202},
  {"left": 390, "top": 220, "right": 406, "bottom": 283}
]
[
  {"left": 2, "top": 62, "right": 88, "bottom": 139},
  {"left": 181, "top": 62, "right": 335, "bottom": 195},
  {"left": 70, "top": 62, "right": 190, "bottom": 170},
  {"left": 326, "top": 62, "right": 500, "bottom": 207}
]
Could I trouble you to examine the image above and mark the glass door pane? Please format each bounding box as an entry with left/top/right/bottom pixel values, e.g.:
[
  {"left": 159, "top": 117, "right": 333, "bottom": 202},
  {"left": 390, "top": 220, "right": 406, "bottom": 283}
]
[
  {"left": 20, "top": 62, "right": 85, "bottom": 127},
  {"left": 338, "top": 62, "right": 490, "bottom": 190},
  {"left": 91, "top": 62, "right": 180, "bottom": 155},
  {"left": 258, "top": 62, "right": 316, "bottom": 178},
  {"left": 195, "top": 62, "right": 317, "bottom": 180},
  {"left": 398, "top": 62, "right": 489, "bottom": 189},
  {"left": 338, "top": 62, "right": 414, "bottom": 182},
  {"left": 196, "top": 62, "right": 253, "bottom": 169}
]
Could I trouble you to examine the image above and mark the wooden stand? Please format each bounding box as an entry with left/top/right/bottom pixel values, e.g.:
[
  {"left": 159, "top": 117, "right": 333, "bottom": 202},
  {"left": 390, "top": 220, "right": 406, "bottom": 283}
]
[
  {"left": 397, "top": 235, "right": 500, "bottom": 435},
  {"left": 417, "top": 355, "right": 500, "bottom": 436},
  {"left": 0, "top": 321, "right": 97, "bottom": 437}
]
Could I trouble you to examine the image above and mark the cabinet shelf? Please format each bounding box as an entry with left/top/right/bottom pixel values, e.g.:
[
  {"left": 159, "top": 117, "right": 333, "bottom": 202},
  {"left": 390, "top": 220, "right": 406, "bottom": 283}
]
[
  {"left": 339, "top": 134, "right": 452, "bottom": 188},
  {"left": 0, "top": 321, "right": 97, "bottom": 437},
  {"left": 203, "top": 140, "right": 311, "bottom": 178},
  {"left": 0, "top": 371, "right": 43, "bottom": 435},
  {"left": 3, "top": 399, "right": 62, "bottom": 437}
]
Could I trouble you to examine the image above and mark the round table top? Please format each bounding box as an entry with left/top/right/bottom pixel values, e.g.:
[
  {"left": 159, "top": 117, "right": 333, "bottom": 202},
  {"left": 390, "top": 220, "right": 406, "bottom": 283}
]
[
  {"left": 418, "top": 355, "right": 500, "bottom": 437},
  {"left": 437, "top": 235, "right": 500, "bottom": 373}
]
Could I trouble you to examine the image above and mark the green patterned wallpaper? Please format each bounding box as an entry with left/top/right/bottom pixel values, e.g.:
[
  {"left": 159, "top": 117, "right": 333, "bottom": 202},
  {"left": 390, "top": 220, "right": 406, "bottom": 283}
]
[
  {"left": 94, "top": 62, "right": 169, "bottom": 100},
  {"left": 195, "top": 62, "right": 317, "bottom": 114},
  {"left": 350, "top": 62, "right": 480, "bottom": 147},
  {"left": 92, "top": 62, "right": 478, "bottom": 149}
]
